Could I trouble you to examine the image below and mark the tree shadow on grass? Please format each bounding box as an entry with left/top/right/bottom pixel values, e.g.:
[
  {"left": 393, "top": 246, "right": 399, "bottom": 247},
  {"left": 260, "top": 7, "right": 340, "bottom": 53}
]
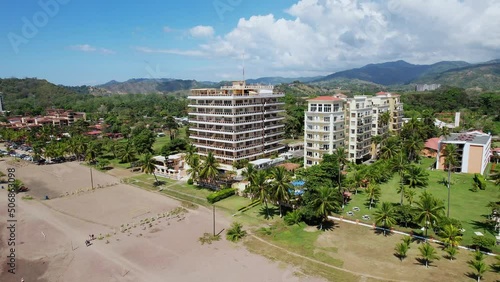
[
  {"left": 470, "top": 219, "right": 496, "bottom": 234},
  {"left": 414, "top": 258, "right": 438, "bottom": 268},
  {"left": 464, "top": 272, "right": 479, "bottom": 280},
  {"left": 373, "top": 227, "right": 395, "bottom": 237},
  {"left": 258, "top": 206, "right": 279, "bottom": 220},
  {"left": 316, "top": 220, "right": 339, "bottom": 231}
]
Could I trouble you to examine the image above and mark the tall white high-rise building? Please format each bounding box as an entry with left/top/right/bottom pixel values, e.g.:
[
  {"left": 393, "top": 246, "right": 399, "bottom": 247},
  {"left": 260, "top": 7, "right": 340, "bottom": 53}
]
[{"left": 188, "top": 81, "right": 286, "bottom": 167}]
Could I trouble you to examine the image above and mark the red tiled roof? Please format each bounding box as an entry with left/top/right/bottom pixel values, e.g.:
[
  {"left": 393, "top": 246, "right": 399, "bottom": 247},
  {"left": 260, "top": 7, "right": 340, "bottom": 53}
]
[
  {"left": 307, "top": 96, "right": 342, "bottom": 101},
  {"left": 424, "top": 137, "right": 440, "bottom": 151},
  {"left": 86, "top": 130, "right": 102, "bottom": 135}
]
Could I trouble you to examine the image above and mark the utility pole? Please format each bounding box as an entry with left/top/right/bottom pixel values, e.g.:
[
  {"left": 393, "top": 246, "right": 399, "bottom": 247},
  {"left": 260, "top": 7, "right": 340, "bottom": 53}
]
[
  {"left": 90, "top": 167, "right": 94, "bottom": 189},
  {"left": 213, "top": 205, "right": 216, "bottom": 236}
]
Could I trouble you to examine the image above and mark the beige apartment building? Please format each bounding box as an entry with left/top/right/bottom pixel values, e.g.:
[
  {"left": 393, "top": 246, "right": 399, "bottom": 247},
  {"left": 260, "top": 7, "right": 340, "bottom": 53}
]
[
  {"left": 436, "top": 131, "right": 491, "bottom": 175},
  {"left": 188, "top": 81, "right": 285, "bottom": 166},
  {"left": 376, "top": 92, "right": 404, "bottom": 132},
  {"left": 304, "top": 93, "right": 404, "bottom": 167}
]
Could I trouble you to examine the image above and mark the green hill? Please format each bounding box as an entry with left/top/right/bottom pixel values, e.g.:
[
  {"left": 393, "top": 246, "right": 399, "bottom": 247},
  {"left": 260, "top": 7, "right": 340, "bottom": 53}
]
[
  {"left": 0, "top": 78, "right": 90, "bottom": 115},
  {"left": 415, "top": 63, "right": 500, "bottom": 90}
]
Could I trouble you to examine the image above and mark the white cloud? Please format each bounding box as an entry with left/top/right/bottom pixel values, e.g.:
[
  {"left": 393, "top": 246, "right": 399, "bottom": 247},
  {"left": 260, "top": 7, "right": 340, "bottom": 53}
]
[
  {"left": 142, "top": 0, "right": 500, "bottom": 78},
  {"left": 163, "top": 26, "right": 173, "bottom": 33},
  {"left": 70, "top": 44, "right": 115, "bottom": 54},
  {"left": 70, "top": 44, "right": 96, "bottom": 52},
  {"left": 134, "top": 46, "right": 205, "bottom": 56},
  {"left": 189, "top": 25, "right": 215, "bottom": 38}
]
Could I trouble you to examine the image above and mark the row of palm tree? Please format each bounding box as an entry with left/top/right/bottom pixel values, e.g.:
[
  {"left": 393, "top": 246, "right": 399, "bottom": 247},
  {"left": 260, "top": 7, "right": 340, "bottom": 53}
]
[
  {"left": 242, "top": 164, "right": 292, "bottom": 218},
  {"left": 374, "top": 191, "right": 446, "bottom": 237}
]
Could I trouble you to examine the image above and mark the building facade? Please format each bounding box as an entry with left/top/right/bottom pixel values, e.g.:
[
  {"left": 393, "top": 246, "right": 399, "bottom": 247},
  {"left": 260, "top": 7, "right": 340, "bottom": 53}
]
[
  {"left": 304, "top": 96, "right": 346, "bottom": 166},
  {"left": 304, "top": 93, "right": 404, "bottom": 167},
  {"left": 345, "top": 96, "right": 373, "bottom": 163},
  {"left": 188, "top": 81, "right": 285, "bottom": 166},
  {"left": 436, "top": 131, "right": 491, "bottom": 175}
]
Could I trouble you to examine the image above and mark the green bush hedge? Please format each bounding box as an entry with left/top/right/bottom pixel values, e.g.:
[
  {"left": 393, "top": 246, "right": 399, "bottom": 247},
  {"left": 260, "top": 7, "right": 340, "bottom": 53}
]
[
  {"left": 207, "top": 188, "right": 236, "bottom": 204},
  {"left": 473, "top": 174, "right": 487, "bottom": 190}
]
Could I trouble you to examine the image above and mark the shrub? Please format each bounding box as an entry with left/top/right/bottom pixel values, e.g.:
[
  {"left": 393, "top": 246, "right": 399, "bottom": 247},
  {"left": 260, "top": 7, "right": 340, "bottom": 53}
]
[
  {"left": 473, "top": 174, "right": 487, "bottom": 190},
  {"left": 206, "top": 188, "right": 236, "bottom": 204},
  {"left": 187, "top": 178, "right": 194, "bottom": 185},
  {"left": 226, "top": 222, "right": 247, "bottom": 242},
  {"left": 284, "top": 210, "right": 302, "bottom": 225},
  {"left": 471, "top": 235, "right": 496, "bottom": 251},
  {"left": 435, "top": 217, "right": 463, "bottom": 233}
]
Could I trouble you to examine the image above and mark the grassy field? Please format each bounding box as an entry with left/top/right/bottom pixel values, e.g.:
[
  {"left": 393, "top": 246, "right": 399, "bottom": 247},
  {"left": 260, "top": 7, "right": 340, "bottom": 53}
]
[
  {"left": 122, "top": 168, "right": 500, "bottom": 281},
  {"left": 344, "top": 158, "right": 500, "bottom": 252},
  {"left": 152, "top": 127, "right": 187, "bottom": 153}
]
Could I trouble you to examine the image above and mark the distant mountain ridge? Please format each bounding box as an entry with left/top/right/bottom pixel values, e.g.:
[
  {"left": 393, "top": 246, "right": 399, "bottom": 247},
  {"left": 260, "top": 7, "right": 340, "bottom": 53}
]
[{"left": 314, "top": 60, "right": 471, "bottom": 85}]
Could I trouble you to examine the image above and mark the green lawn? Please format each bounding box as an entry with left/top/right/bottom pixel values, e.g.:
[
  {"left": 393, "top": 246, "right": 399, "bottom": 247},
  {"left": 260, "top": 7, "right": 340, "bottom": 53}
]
[
  {"left": 343, "top": 158, "right": 500, "bottom": 252},
  {"left": 152, "top": 127, "right": 187, "bottom": 153}
]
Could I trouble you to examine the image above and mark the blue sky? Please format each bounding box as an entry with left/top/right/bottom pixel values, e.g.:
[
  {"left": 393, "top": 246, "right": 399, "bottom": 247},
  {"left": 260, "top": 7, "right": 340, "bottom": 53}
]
[{"left": 1, "top": 0, "right": 499, "bottom": 86}]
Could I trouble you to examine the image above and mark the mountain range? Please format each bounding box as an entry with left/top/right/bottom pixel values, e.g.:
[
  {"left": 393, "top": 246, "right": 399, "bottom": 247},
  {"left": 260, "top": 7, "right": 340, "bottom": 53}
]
[{"left": 90, "top": 59, "right": 500, "bottom": 94}]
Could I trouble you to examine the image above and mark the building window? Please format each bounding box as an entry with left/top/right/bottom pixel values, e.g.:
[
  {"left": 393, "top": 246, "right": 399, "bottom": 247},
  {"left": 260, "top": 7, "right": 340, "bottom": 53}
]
[
  {"left": 307, "top": 151, "right": 313, "bottom": 157},
  {"left": 323, "top": 144, "right": 329, "bottom": 150},
  {"left": 324, "top": 126, "right": 330, "bottom": 131},
  {"left": 307, "top": 134, "right": 313, "bottom": 139},
  {"left": 323, "top": 135, "right": 329, "bottom": 141},
  {"left": 333, "top": 104, "right": 339, "bottom": 112},
  {"left": 324, "top": 116, "right": 330, "bottom": 122},
  {"left": 351, "top": 129, "right": 355, "bottom": 134},
  {"left": 350, "top": 153, "right": 354, "bottom": 158},
  {"left": 310, "top": 104, "right": 317, "bottom": 112},
  {"left": 307, "top": 143, "right": 312, "bottom": 147},
  {"left": 324, "top": 104, "right": 331, "bottom": 112},
  {"left": 334, "top": 117, "right": 337, "bottom": 122},
  {"left": 307, "top": 160, "right": 312, "bottom": 165},
  {"left": 307, "top": 116, "right": 313, "bottom": 121},
  {"left": 352, "top": 113, "right": 356, "bottom": 117},
  {"left": 318, "top": 104, "right": 323, "bottom": 112}
]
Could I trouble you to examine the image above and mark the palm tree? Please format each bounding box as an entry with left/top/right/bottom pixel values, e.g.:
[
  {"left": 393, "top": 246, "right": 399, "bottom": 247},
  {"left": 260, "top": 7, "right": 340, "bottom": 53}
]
[
  {"left": 414, "top": 191, "right": 445, "bottom": 237},
  {"left": 186, "top": 154, "right": 201, "bottom": 184},
  {"left": 404, "top": 135, "right": 423, "bottom": 163},
  {"left": 441, "top": 143, "right": 459, "bottom": 217},
  {"left": 468, "top": 259, "right": 488, "bottom": 282},
  {"left": 141, "top": 153, "right": 159, "bottom": 184},
  {"left": 119, "top": 142, "right": 136, "bottom": 163},
  {"left": 405, "top": 188, "right": 416, "bottom": 206},
  {"left": 310, "top": 186, "right": 340, "bottom": 230},
  {"left": 380, "top": 111, "right": 391, "bottom": 128},
  {"left": 346, "top": 163, "right": 366, "bottom": 194},
  {"left": 85, "top": 141, "right": 101, "bottom": 164},
  {"left": 395, "top": 242, "right": 409, "bottom": 261},
  {"left": 248, "top": 170, "right": 271, "bottom": 218},
  {"left": 392, "top": 151, "right": 408, "bottom": 205},
  {"left": 444, "top": 246, "right": 458, "bottom": 261},
  {"left": 242, "top": 163, "right": 257, "bottom": 184},
  {"left": 374, "top": 202, "right": 396, "bottom": 236},
  {"left": 371, "top": 135, "right": 383, "bottom": 159},
  {"left": 366, "top": 183, "right": 381, "bottom": 209},
  {"left": 199, "top": 152, "right": 220, "bottom": 184},
  {"left": 184, "top": 144, "right": 198, "bottom": 167},
  {"left": 403, "top": 164, "right": 429, "bottom": 189},
  {"left": 418, "top": 243, "right": 439, "bottom": 268},
  {"left": 333, "top": 147, "right": 347, "bottom": 205},
  {"left": 270, "top": 166, "right": 292, "bottom": 218},
  {"left": 226, "top": 222, "right": 247, "bottom": 242},
  {"left": 439, "top": 224, "right": 462, "bottom": 248},
  {"left": 379, "top": 140, "right": 400, "bottom": 160}
]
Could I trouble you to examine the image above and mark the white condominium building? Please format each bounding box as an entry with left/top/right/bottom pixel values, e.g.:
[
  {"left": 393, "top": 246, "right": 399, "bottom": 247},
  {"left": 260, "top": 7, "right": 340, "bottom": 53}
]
[
  {"left": 304, "top": 96, "right": 346, "bottom": 166},
  {"left": 304, "top": 93, "right": 404, "bottom": 167},
  {"left": 188, "top": 81, "right": 286, "bottom": 166},
  {"left": 345, "top": 96, "right": 373, "bottom": 163}
]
